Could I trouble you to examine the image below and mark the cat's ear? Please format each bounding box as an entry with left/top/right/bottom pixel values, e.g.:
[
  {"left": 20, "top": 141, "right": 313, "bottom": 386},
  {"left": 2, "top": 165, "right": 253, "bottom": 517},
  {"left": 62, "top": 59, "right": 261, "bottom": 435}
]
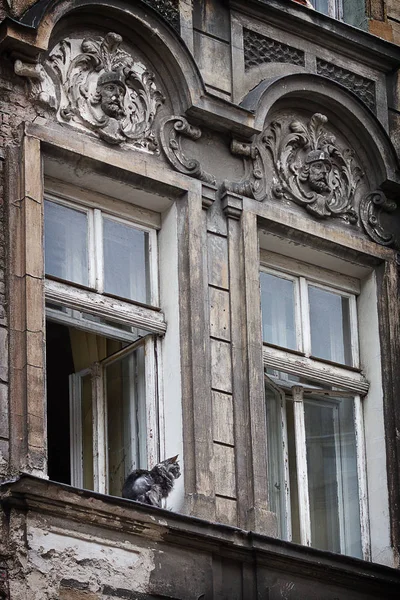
[{"left": 166, "top": 454, "right": 179, "bottom": 463}]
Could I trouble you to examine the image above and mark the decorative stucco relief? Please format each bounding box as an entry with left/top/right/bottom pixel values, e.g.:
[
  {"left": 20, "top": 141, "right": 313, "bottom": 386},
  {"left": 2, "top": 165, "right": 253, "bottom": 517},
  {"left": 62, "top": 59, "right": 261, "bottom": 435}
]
[
  {"left": 160, "top": 116, "right": 217, "bottom": 185},
  {"left": 222, "top": 140, "right": 265, "bottom": 201},
  {"left": 316, "top": 59, "right": 377, "bottom": 114},
  {"left": 263, "top": 112, "right": 362, "bottom": 222},
  {"left": 15, "top": 32, "right": 165, "bottom": 151},
  {"left": 360, "top": 190, "right": 397, "bottom": 246},
  {"left": 243, "top": 28, "right": 305, "bottom": 70}
]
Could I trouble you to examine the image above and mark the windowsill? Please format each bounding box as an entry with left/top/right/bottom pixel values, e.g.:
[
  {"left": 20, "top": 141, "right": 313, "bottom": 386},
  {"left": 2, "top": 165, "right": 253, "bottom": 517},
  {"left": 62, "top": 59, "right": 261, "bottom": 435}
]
[
  {"left": 45, "top": 275, "right": 161, "bottom": 312},
  {"left": 1, "top": 475, "right": 400, "bottom": 584},
  {"left": 263, "top": 342, "right": 305, "bottom": 357}
]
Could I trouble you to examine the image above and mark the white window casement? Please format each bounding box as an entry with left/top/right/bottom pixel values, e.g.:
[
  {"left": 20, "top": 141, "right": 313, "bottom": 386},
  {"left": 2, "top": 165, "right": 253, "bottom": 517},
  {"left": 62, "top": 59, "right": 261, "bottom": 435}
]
[
  {"left": 310, "top": 0, "right": 343, "bottom": 20},
  {"left": 44, "top": 191, "right": 164, "bottom": 497},
  {"left": 261, "top": 251, "right": 371, "bottom": 560}
]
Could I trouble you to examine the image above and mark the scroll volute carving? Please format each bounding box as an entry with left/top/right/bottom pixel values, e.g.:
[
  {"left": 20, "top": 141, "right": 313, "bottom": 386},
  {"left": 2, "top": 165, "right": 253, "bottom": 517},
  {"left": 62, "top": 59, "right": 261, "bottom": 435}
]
[
  {"left": 263, "top": 113, "right": 362, "bottom": 222},
  {"left": 15, "top": 32, "right": 165, "bottom": 150}
]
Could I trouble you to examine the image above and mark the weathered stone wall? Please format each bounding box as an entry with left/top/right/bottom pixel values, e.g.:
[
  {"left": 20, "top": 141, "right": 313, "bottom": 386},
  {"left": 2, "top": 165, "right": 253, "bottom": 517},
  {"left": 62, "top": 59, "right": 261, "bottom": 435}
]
[{"left": 0, "top": 47, "right": 37, "bottom": 479}]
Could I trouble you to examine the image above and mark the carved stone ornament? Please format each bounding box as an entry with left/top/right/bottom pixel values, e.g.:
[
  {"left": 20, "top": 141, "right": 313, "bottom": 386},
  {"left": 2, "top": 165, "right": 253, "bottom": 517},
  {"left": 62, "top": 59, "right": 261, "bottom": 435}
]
[
  {"left": 359, "top": 190, "right": 397, "bottom": 246},
  {"left": 222, "top": 140, "right": 266, "bottom": 201},
  {"left": 160, "top": 116, "right": 217, "bottom": 185},
  {"left": 263, "top": 113, "right": 363, "bottom": 222},
  {"left": 15, "top": 32, "right": 165, "bottom": 150}
]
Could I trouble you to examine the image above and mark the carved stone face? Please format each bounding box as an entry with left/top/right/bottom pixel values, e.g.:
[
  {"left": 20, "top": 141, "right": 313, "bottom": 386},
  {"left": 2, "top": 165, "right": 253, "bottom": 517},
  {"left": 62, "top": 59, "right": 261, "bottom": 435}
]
[
  {"left": 299, "top": 153, "right": 332, "bottom": 195},
  {"left": 98, "top": 81, "right": 126, "bottom": 118},
  {"left": 308, "top": 159, "right": 332, "bottom": 193}
]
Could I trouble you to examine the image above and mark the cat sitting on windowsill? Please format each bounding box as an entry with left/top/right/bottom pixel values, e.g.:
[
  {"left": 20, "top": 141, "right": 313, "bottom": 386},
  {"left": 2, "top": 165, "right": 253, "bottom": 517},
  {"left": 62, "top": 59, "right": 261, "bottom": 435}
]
[{"left": 122, "top": 455, "right": 181, "bottom": 507}]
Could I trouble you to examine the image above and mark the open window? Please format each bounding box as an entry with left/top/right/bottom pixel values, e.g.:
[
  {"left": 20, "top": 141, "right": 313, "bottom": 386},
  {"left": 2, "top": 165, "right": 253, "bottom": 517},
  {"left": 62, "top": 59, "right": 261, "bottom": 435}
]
[
  {"left": 261, "top": 252, "right": 370, "bottom": 559},
  {"left": 45, "top": 192, "right": 164, "bottom": 497}
]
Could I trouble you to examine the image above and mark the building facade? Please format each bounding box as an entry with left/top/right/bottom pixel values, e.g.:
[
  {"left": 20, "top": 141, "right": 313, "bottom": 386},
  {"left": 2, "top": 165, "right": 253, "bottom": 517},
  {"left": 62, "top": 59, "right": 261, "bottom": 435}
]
[{"left": 1, "top": 0, "right": 400, "bottom": 598}]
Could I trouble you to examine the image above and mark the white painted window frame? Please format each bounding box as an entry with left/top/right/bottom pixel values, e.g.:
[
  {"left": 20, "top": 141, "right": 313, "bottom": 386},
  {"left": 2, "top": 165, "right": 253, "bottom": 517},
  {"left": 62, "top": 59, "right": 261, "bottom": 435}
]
[
  {"left": 45, "top": 192, "right": 159, "bottom": 307},
  {"left": 45, "top": 191, "right": 165, "bottom": 495},
  {"left": 311, "top": 0, "right": 343, "bottom": 19},
  {"left": 261, "top": 253, "right": 370, "bottom": 559}
]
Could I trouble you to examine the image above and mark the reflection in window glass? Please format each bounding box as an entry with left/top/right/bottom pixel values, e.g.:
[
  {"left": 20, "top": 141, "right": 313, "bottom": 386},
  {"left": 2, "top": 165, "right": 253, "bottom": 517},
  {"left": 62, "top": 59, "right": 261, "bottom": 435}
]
[
  {"left": 308, "top": 285, "right": 352, "bottom": 365},
  {"left": 103, "top": 218, "right": 150, "bottom": 304},
  {"left": 305, "top": 398, "right": 362, "bottom": 558},
  {"left": 261, "top": 272, "right": 297, "bottom": 350},
  {"left": 106, "top": 346, "right": 146, "bottom": 497},
  {"left": 44, "top": 200, "right": 89, "bottom": 286}
]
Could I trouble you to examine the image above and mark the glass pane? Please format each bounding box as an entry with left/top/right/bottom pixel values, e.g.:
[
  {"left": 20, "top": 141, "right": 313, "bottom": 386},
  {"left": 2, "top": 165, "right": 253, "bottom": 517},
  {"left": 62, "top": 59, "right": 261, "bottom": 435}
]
[
  {"left": 103, "top": 218, "right": 150, "bottom": 304},
  {"left": 44, "top": 199, "right": 89, "bottom": 286},
  {"left": 106, "top": 345, "right": 146, "bottom": 497},
  {"left": 311, "top": 0, "right": 329, "bottom": 15},
  {"left": 308, "top": 285, "right": 353, "bottom": 365},
  {"left": 305, "top": 398, "right": 362, "bottom": 558},
  {"left": 261, "top": 272, "right": 297, "bottom": 350},
  {"left": 81, "top": 374, "right": 94, "bottom": 490}
]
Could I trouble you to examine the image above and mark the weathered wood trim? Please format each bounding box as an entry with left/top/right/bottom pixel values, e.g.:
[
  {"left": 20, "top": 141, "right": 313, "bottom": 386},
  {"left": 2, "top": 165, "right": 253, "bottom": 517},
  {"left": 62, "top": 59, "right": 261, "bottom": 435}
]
[
  {"left": 179, "top": 187, "right": 215, "bottom": 520},
  {"left": 376, "top": 258, "right": 400, "bottom": 552},
  {"left": 242, "top": 211, "right": 275, "bottom": 535},
  {"left": 7, "top": 135, "right": 46, "bottom": 477},
  {"left": 45, "top": 280, "right": 167, "bottom": 335}
]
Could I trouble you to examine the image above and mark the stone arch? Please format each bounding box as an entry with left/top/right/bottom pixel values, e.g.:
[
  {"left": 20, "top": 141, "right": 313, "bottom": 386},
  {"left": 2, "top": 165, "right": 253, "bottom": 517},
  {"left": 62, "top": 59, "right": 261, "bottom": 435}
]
[
  {"left": 15, "top": 0, "right": 206, "bottom": 115},
  {"left": 241, "top": 73, "right": 400, "bottom": 189}
]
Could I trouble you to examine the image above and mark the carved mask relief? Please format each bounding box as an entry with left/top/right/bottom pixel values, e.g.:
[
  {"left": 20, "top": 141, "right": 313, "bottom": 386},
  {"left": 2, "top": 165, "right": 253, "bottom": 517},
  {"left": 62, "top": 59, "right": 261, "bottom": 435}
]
[
  {"left": 263, "top": 113, "right": 362, "bottom": 222},
  {"left": 16, "top": 32, "right": 165, "bottom": 150}
]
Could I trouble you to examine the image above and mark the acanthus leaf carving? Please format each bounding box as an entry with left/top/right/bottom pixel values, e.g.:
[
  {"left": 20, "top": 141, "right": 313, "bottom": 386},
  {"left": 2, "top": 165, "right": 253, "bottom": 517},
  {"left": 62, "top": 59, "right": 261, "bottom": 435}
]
[
  {"left": 222, "top": 139, "right": 266, "bottom": 201},
  {"left": 15, "top": 32, "right": 165, "bottom": 151},
  {"left": 359, "top": 190, "right": 398, "bottom": 247},
  {"left": 160, "top": 116, "right": 217, "bottom": 185},
  {"left": 263, "top": 113, "right": 362, "bottom": 223}
]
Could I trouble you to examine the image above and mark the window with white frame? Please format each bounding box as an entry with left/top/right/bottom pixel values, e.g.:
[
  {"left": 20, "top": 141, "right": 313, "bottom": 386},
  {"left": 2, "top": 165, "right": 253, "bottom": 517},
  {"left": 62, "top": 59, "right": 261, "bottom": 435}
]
[
  {"left": 44, "top": 192, "right": 165, "bottom": 496},
  {"left": 260, "top": 251, "right": 370, "bottom": 560},
  {"left": 310, "top": 0, "right": 343, "bottom": 19}
]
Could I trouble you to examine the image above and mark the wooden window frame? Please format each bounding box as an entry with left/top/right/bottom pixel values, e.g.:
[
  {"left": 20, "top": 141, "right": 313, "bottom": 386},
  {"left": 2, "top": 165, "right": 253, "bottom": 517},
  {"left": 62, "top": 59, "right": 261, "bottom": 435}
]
[
  {"left": 261, "top": 251, "right": 371, "bottom": 559},
  {"left": 45, "top": 190, "right": 164, "bottom": 493}
]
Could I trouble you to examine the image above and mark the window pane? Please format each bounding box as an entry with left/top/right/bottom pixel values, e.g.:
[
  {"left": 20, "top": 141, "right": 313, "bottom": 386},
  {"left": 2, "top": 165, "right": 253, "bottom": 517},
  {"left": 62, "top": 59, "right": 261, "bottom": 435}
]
[
  {"left": 106, "top": 346, "right": 146, "bottom": 497},
  {"left": 305, "top": 398, "right": 362, "bottom": 558},
  {"left": 308, "top": 286, "right": 352, "bottom": 365},
  {"left": 265, "top": 381, "right": 286, "bottom": 537},
  {"left": 261, "top": 272, "right": 297, "bottom": 350},
  {"left": 81, "top": 374, "right": 94, "bottom": 490},
  {"left": 103, "top": 218, "right": 150, "bottom": 303},
  {"left": 44, "top": 200, "right": 89, "bottom": 286},
  {"left": 311, "top": 0, "right": 329, "bottom": 15}
]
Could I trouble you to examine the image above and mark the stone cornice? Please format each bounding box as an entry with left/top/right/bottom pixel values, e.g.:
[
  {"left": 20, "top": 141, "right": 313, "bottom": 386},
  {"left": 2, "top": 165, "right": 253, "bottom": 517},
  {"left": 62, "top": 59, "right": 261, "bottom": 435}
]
[
  {"left": 1, "top": 475, "right": 400, "bottom": 594},
  {"left": 229, "top": 0, "right": 400, "bottom": 72}
]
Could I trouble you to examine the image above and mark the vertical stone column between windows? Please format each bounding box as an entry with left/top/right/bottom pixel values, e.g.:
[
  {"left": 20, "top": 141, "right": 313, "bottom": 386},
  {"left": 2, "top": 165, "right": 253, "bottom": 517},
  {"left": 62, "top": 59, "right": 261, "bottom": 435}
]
[
  {"left": 207, "top": 191, "right": 237, "bottom": 526},
  {"left": 179, "top": 185, "right": 216, "bottom": 521},
  {"left": 7, "top": 133, "right": 46, "bottom": 477}
]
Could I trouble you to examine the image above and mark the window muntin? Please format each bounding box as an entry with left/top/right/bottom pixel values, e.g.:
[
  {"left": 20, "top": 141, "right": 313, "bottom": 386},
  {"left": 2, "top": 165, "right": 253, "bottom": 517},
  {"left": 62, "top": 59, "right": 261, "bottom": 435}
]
[{"left": 44, "top": 195, "right": 157, "bottom": 306}]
